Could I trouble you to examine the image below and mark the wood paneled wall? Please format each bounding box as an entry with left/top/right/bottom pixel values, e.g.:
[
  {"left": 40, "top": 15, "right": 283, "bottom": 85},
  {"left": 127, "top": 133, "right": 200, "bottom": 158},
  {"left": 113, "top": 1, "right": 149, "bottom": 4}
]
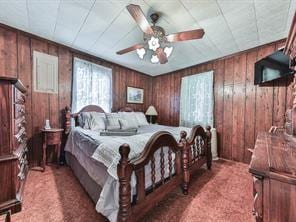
[
  {"left": 0, "top": 23, "right": 291, "bottom": 165},
  {"left": 0, "top": 25, "right": 152, "bottom": 166},
  {"left": 152, "top": 39, "right": 292, "bottom": 163}
]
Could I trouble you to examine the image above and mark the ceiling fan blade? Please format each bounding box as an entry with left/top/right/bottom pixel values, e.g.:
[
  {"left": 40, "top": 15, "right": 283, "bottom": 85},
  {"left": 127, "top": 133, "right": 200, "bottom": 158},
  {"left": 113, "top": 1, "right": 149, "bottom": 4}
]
[
  {"left": 166, "top": 29, "right": 205, "bottom": 42},
  {"left": 116, "top": 44, "right": 144, "bottom": 55},
  {"left": 156, "top": 48, "right": 168, "bottom": 64},
  {"left": 126, "top": 4, "right": 154, "bottom": 35}
]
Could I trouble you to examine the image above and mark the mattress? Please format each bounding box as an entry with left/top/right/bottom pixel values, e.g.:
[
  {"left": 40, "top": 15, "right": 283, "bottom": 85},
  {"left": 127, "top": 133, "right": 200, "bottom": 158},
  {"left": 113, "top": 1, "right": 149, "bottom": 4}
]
[{"left": 65, "top": 152, "right": 102, "bottom": 203}]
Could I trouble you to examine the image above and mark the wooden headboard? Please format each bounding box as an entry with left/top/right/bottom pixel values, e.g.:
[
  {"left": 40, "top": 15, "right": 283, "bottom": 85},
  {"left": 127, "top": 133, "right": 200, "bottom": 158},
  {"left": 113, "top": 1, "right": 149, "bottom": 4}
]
[
  {"left": 64, "top": 105, "right": 142, "bottom": 134},
  {"left": 64, "top": 105, "right": 105, "bottom": 134},
  {"left": 118, "top": 106, "right": 135, "bottom": 112}
]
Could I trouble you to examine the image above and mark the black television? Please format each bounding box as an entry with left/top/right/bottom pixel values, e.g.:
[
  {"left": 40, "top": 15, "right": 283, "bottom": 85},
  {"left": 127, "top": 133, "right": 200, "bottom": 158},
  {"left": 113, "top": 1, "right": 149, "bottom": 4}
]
[{"left": 254, "top": 49, "right": 295, "bottom": 85}]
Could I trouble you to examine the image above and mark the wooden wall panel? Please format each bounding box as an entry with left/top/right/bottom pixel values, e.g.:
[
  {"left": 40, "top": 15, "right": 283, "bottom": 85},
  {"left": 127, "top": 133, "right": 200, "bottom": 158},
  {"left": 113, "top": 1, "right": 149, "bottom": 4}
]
[
  {"left": 255, "top": 44, "right": 276, "bottom": 137},
  {"left": 222, "top": 85, "right": 233, "bottom": 159},
  {"left": 57, "top": 47, "right": 72, "bottom": 128},
  {"left": 244, "top": 50, "right": 257, "bottom": 163},
  {"left": 0, "top": 27, "right": 17, "bottom": 77},
  {"left": 213, "top": 59, "right": 224, "bottom": 157},
  {"left": 152, "top": 39, "right": 291, "bottom": 163},
  {"left": 48, "top": 44, "right": 59, "bottom": 129},
  {"left": 0, "top": 25, "right": 152, "bottom": 166},
  {"left": 30, "top": 39, "right": 49, "bottom": 166}
]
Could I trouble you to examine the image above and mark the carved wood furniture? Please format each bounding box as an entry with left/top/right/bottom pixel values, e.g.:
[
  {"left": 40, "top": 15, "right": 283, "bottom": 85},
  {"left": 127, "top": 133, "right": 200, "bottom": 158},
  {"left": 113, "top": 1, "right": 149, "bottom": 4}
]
[
  {"left": 0, "top": 77, "right": 28, "bottom": 215},
  {"left": 41, "top": 128, "right": 64, "bottom": 172},
  {"left": 64, "top": 105, "right": 212, "bottom": 221},
  {"left": 284, "top": 11, "right": 296, "bottom": 71},
  {"left": 0, "top": 210, "right": 11, "bottom": 222},
  {"left": 249, "top": 132, "right": 296, "bottom": 222},
  {"left": 284, "top": 11, "right": 296, "bottom": 138}
]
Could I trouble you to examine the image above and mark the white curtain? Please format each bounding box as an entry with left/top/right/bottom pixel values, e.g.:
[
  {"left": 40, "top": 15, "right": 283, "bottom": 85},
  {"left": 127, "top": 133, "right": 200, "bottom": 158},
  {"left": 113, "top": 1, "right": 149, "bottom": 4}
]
[
  {"left": 72, "top": 57, "right": 112, "bottom": 112},
  {"left": 179, "top": 71, "right": 214, "bottom": 128}
]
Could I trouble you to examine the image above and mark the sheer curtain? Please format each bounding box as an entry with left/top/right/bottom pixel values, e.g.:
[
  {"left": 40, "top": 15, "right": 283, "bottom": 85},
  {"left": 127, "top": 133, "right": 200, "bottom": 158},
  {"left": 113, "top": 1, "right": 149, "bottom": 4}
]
[
  {"left": 72, "top": 58, "right": 112, "bottom": 112},
  {"left": 179, "top": 71, "right": 214, "bottom": 128}
]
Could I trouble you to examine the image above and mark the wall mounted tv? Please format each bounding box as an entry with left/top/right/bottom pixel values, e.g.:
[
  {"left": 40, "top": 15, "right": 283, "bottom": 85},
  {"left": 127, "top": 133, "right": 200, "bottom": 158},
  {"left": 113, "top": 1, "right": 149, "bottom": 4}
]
[{"left": 254, "top": 49, "right": 295, "bottom": 85}]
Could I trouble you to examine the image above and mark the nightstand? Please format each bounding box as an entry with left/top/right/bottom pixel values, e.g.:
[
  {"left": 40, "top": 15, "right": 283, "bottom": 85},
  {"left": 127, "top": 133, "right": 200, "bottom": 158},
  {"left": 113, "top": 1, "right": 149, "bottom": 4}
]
[{"left": 41, "top": 128, "right": 64, "bottom": 172}]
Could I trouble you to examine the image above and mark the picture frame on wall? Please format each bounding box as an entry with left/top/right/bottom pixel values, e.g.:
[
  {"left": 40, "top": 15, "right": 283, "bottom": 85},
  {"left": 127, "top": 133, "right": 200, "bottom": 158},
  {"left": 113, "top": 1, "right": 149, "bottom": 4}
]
[{"left": 127, "top": 86, "right": 144, "bottom": 104}]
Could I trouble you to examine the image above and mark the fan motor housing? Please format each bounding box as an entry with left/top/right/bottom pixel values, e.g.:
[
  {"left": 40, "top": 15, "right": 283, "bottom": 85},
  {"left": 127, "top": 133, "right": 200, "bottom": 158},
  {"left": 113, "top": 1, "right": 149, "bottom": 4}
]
[{"left": 144, "top": 26, "right": 166, "bottom": 42}]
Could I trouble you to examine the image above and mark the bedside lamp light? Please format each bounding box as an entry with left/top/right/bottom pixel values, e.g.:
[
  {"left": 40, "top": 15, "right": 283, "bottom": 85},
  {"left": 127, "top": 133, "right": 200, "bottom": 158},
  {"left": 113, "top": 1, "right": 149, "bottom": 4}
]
[{"left": 145, "top": 105, "right": 158, "bottom": 124}]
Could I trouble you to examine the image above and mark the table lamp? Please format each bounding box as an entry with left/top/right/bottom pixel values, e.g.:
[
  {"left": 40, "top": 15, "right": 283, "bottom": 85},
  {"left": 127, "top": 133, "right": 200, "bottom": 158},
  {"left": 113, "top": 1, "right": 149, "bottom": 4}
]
[{"left": 145, "top": 105, "right": 158, "bottom": 124}]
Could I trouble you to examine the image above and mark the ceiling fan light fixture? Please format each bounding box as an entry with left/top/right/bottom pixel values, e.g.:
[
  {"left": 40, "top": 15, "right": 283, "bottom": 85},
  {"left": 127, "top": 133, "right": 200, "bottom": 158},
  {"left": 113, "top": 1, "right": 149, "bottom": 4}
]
[
  {"left": 164, "top": 46, "right": 173, "bottom": 58},
  {"left": 151, "top": 54, "right": 159, "bottom": 64},
  {"left": 148, "top": 36, "right": 160, "bottom": 51},
  {"left": 136, "top": 48, "right": 146, "bottom": 59},
  {"left": 116, "top": 4, "right": 205, "bottom": 65}
]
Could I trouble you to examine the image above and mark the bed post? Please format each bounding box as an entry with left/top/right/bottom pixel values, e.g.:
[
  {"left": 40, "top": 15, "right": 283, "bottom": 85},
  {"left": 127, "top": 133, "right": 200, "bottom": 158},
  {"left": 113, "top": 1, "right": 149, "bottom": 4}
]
[
  {"left": 64, "top": 106, "right": 71, "bottom": 135},
  {"left": 180, "top": 131, "right": 189, "bottom": 195},
  {"left": 117, "top": 144, "right": 133, "bottom": 222},
  {"left": 206, "top": 126, "right": 212, "bottom": 170}
]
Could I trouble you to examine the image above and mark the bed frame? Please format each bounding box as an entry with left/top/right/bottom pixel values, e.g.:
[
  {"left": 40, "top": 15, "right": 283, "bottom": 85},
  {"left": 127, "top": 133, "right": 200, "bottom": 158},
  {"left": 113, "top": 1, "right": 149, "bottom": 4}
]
[{"left": 64, "top": 105, "right": 212, "bottom": 221}]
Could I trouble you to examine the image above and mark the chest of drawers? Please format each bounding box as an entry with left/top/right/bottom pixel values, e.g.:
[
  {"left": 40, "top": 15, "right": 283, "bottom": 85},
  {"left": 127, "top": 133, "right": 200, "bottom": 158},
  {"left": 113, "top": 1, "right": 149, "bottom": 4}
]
[
  {"left": 249, "top": 132, "right": 296, "bottom": 222},
  {"left": 0, "top": 77, "right": 28, "bottom": 214}
]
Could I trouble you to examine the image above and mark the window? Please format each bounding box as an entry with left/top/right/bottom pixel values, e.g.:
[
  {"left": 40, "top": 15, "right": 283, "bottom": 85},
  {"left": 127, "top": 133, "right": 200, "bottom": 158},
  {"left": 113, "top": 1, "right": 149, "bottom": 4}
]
[
  {"left": 179, "top": 71, "right": 214, "bottom": 127},
  {"left": 33, "top": 51, "right": 58, "bottom": 94},
  {"left": 72, "top": 58, "right": 112, "bottom": 112}
]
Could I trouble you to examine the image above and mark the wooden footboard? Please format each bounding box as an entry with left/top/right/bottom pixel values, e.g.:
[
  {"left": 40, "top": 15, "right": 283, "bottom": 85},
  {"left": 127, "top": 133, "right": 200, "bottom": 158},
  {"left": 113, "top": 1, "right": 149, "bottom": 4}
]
[
  {"left": 186, "top": 125, "right": 212, "bottom": 172},
  {"left": 117, "top": 131, "right": 187, "bottom": 222},
  {"left": 187, "top": 125, "right": 212, "bottom": 172}
]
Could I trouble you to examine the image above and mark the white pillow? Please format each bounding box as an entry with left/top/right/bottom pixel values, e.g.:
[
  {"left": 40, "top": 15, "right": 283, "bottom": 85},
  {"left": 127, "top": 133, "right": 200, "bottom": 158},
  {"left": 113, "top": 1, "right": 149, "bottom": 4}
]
[
  {"left": 119, "top": 112, "right": 139, "bottom": 128},
  {"left": 78, "top": 112, "right": 92, "bottom": 129},
  {"left": 89, "top": 112, "right": 106, "bottom": 131},
  {"left": 78, "top": 112, "right": 105, "bottom": 129},
  {"left": 119, "top": 118, "right": 138, "bottom": 130},
  {"left": 106, "top": 113, "right": 121, "bottom": 130},
  {"left": 134, "top": 112, "right": 149, "bottom": 126}
]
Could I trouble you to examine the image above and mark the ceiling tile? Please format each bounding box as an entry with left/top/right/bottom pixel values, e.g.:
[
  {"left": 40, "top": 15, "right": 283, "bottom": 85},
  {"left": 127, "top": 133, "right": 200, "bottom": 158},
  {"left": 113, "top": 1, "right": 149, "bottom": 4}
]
[
  {"left": 91, "top": 11, "right": 136, "bottom": 51},
  {"left": 199, "top": 15, "right": 238, "bottom": 53},
  {"left": 27, "top": 0, "right": 60, "bottom": 40},
  {"left": 181, "top": 0, "right": 221, "bottom": 23},
  {"left": 0, "top": 0, "right": 29, "bottom": 30},
  {"left": 73, "top": 0, "right": 125, "bottom": 50},
  {"left": 53, "top": 0, "right": 95, "bottom": 45}
]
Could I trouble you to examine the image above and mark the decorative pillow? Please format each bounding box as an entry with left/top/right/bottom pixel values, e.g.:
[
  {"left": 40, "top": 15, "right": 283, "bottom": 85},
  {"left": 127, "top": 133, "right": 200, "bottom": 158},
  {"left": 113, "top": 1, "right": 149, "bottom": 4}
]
[
  {"left": 134, "top": 112, "right": 149, "bottom": 126},
  {"left": 106, "top": 113, "right": 121, "bottom": 130},
  {"left": 118, "top": 118, "right": 138, "bottom": 130},
  {"left": 78, "top": 112, "right": 92, "bottom": 129},
  {"left": 78, "top": 112, "right": 106, "bottom": 129},
  {"left": 89, "top": 112, "right": 106, "bottom": 131},
  {"left": 119, "top": 112, "right": 139, "bottom": 128}
]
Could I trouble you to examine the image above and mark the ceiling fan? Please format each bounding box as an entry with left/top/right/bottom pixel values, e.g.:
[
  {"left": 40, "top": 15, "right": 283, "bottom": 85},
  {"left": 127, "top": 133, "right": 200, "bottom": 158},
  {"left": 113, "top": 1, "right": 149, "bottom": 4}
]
[{"left": 116, "top": 4, "right": 205, "bottom": 64}]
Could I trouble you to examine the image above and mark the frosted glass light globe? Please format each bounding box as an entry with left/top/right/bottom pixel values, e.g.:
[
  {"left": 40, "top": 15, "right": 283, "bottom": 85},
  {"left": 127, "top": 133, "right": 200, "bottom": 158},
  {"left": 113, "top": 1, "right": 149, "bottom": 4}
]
[
  {"left": 136, "top": 48, "right": 146, "bottom": 59},
  {"left": 164, "top": 46, "right": 173, "bottom": 58},
  {"left": 148, "top": 36, "right": 160, "bottom": 51},
  {"left": 151, "top": 54, "right": 159, "bottom": 63}
]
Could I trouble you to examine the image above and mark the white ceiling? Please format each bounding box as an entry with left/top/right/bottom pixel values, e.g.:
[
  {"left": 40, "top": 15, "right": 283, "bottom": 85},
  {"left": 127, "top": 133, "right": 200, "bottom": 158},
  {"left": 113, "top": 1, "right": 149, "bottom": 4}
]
[{"left": 0, "top": 0, "right": 295, "bottom": 76}]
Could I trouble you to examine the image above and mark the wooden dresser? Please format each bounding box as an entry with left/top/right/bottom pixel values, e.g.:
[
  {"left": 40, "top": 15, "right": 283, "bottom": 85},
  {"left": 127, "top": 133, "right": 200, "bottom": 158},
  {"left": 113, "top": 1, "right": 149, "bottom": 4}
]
[
  {"left": 249, "top": 132, "right": 296, "bottom": 222},
  {"left": 0, "top": 77, "right": 28, "bottom": 214}
]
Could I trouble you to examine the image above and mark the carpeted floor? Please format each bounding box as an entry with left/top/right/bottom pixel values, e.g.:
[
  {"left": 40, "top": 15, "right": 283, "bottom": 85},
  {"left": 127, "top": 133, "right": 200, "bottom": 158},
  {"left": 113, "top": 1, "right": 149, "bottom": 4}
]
[{"left": 12, "top": 160, "right": 253, "bottom": 222}]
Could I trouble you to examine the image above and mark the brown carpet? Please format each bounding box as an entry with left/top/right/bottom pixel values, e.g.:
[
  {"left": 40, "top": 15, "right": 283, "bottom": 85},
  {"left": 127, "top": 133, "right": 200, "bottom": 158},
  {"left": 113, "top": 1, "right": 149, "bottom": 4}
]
[{"left": 12, "top": 160, "right": 253, "bottom": 222}]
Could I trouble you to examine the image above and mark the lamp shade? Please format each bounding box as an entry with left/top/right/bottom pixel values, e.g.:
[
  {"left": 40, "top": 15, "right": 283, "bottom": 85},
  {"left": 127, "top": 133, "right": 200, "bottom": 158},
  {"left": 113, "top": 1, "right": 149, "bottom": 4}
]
[{"left": 145, "top": 105, "right": 158, "bottom": 116}]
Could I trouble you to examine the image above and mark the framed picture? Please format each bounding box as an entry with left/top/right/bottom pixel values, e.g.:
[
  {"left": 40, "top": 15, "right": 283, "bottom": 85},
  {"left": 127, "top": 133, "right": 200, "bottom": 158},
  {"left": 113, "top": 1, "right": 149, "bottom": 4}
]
[{"left": 127, "top": 86, "right": 144, "bottom": 104}]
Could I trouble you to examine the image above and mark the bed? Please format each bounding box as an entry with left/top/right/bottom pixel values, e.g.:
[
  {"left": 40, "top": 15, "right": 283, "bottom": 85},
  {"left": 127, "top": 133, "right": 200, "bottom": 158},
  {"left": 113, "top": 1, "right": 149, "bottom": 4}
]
[{"left": 63, "top": 105, "right": 212, "bottom": 222}]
